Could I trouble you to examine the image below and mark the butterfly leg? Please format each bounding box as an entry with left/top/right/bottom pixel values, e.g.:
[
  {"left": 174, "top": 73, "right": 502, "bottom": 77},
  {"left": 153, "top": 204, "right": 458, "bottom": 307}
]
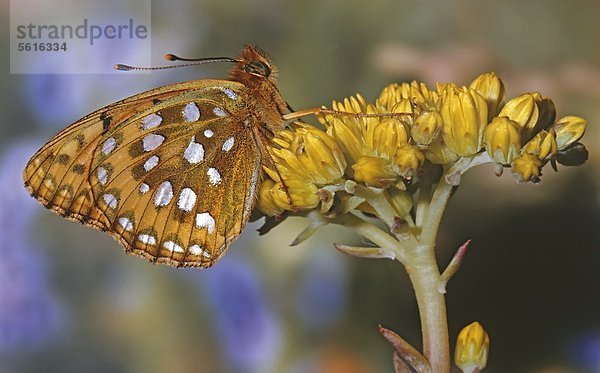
[
  {"left": 253, "top": 126, "right": 295, "bottom": 209},
  {"left": 282, "top": 107, "right": 412, "bottom": 122}
]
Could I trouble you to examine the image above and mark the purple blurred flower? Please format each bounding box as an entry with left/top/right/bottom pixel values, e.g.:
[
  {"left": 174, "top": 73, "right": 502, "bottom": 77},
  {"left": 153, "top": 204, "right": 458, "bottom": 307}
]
[
  {"left": 296, "top": 249, "right": 348, "bottom": 329},
  {"left": 189, "top": 257, "right": 281, "bottom": 372},
  {"left": 568, "top": 330, "right": 600, "bottom": 371},
  {"left": 23, "top": 73, "right": 90, "bottom": 127},
  {"left": 0, "top": 240, "right": 62, "bottom": 353},
  {"left": 0, "top": 141, "right": 42, "bottom": 233},
  {"left": 0, "top": 141, "right": 63, "bottom": 353}
]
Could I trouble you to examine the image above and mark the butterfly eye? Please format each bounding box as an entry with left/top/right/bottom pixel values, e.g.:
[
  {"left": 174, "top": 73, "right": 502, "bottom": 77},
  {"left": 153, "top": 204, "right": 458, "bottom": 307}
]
[{"left": 244, "top": 60, "right": 271, "bottom": 77}]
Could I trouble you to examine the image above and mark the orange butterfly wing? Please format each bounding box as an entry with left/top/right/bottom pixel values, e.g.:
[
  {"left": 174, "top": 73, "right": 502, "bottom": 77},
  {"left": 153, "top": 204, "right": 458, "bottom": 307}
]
[{"left": 24, "top": 80, "right": 263, "bottom": 268}]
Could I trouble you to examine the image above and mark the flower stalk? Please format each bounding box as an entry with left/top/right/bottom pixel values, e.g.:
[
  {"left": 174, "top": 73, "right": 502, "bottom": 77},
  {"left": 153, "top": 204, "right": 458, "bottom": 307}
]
[
  {"left": 407, "top": 249, "right": 450, "bottom": 371},
  {"left": 404, "top": 171, "right": 454, "bottom": 371}
]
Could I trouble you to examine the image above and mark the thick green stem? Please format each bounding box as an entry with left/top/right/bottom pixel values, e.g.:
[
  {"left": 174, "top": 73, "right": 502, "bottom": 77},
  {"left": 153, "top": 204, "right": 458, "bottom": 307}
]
[
  {"left": 407, "top": 176, "right": 454, "bottom": 372},
  {"left": 420, "top": 177, "right": 454, "bottom": 248},
  {"left": 415, "top": 165, "right": 435, "bottom": 227},
  {"left": 407, "top": 250, "right": 450, "bottom": 372}
]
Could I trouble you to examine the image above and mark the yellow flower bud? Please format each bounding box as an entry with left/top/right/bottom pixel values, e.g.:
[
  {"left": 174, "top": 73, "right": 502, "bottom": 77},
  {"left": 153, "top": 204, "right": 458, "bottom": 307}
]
[
  {"left": 269, "top": 124, "right": 346, "bottom": 186},
  {"left": 352, "top": 156, "right": 395, "bottom": 187},
  {"left": 378, "top": 81, "right": 438, "bottom": 111},
  {"left": 522, "top": 129, "right": 557, "bottom": 160},
  {"left": 332, "top": 94, "right": 367, "bottom": 114},
  {"left": 323, "top": 99, "right": 412, "bottom": 164},
  {"left": 406, "top": 81, "right": 436, "bottom": 104},
  {"left": 365, "top": 117, "right": 409, "bottom": 160},
  {"left": 323, "top": 116, "right": 364, "bottom": 164},
  {"left": 391, "top": 98, "right": 414, "bottom": 115},
  {"left": 377, "top": 84, "right": 401, "bottom": 111},
  {"left": 441, "top": 87, "right": 489, "bottom": 157},
  {"left": 552, "top": 115, "right": 587, "bottom": 150},
  {"left": 498, "top": 93, "right": 555, "bottom": 142},
  {"left": 393, "top": 144, "right": 425, "bottom": 179},
  {"left": 412, "top": 110, "right": 443, "bottom": 145},
  {"left": 436, "top": 82, "right": 454, "bottom": 94},
  {"left": 256, "top": 179, "right": 284, "bottom": 216},
  {"left": 498, "top": 93, "right": 538, "bottom": 136},
  {"left": 511, "top": 153, "right": 543, "bottom": 183},
  {"left": 455, "top": 321, "right": 489, "bottom": 373},
  {"left": 539, "top": 129, "right": 558, "bottom": 159},
  {"left": 425, "top": 136, "right": 460, "bottom": 165},
  {"left": 270, "top": 179, "right": 319, "bottom": 211},
  {"left": 469, "top": 72, "right": 506, "bottom": 119},
  {"left": 483, "top": 117, "right": 521, "bottom": 165}
]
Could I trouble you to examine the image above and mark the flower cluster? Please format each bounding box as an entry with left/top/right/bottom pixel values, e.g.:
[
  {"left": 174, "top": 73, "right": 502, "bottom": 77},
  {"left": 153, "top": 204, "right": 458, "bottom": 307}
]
[{"left": 257, "top": 72, "right": 588, "bottom": 216}]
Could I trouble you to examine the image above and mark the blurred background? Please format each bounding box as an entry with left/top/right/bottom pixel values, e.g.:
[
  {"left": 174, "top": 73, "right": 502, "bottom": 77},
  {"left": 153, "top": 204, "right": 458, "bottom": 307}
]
[{"left": 1, "top": 0, "right": 599, "bottom": 371}]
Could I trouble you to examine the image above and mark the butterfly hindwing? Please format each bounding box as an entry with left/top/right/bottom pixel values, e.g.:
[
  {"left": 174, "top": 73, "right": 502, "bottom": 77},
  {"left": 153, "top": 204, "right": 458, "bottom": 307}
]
[{"left": 24, "top": 80, "right": 262, "bottom": 267}]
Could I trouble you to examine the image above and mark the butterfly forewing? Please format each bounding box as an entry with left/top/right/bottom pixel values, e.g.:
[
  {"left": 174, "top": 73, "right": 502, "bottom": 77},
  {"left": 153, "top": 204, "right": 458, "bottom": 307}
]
[
  {"left": 23, "top": 82, "right": 196, "bottom": 224},
  {"left": 25, "top": 80, "right": 263, "bottom": 267}
]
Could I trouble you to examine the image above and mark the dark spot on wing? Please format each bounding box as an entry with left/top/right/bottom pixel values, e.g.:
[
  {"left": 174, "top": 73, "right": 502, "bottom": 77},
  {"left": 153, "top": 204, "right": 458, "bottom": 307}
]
[
  {"left": 56, "top": 154, "right": 70, "bottom": 164},
  {"left": 72, "top": 163, "right": 85, "bottom": 174},
  {"left": 100, "top": 112, "right": 112, "bottom": 132},
  {"left": 74, "top": 134, "right": 85, "bottom": 149}
]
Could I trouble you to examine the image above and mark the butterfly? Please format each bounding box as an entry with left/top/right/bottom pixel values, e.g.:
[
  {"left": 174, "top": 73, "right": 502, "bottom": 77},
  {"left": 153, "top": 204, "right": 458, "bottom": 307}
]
[{"left": 23, "top": 45, "right": 315, "bottom": 268}]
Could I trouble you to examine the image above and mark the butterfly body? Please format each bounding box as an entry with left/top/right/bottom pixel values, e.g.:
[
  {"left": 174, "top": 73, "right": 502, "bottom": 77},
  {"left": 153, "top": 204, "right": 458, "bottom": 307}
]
[{"left": 24, "top": 45, "right": 289, "bottom": 268}]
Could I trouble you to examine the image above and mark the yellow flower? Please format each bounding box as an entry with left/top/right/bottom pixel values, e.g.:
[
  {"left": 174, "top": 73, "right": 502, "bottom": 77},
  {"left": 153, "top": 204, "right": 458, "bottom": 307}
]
[
  {"left": 378, "top": 81, "right": 439, "bottom": 112},
  {"left": 364, "top": 117, "right": 409, "bottom": 159},
  {"left": 260, "top": 123, "right": 347, "bottom": 213},
  {"left": 498, "top": 93, "right": 538, "bottom": 136},
  {"left": 256, "top": 179, "right": 284, "bottom": 216},
  {"left": 522, "top": 129, "right": 557, "bottom": 160},
  {"left": 323, "top": 116, "right": 364, "bottom": 164},
  {"left": 455, "top": 321, "right": 489, "bottom": 373},
  {"left": 498, "top": 93, "right": 555, "bottom": 142},
  {"left": 393, "top": 144, "right": 425, "bottom": 179},
  {"left": 411, "top": 110, "right": 443, "bottom": 145},
  {"left": 270, "top": 123, "right": 346, "bottom": 186},
  {"left": 322, "top": 94, "right": 376, "bottom": 163},
  {"left": 269, "top": 178, "right": 319, "bottom": 211},
  {"left": 308, "top": 73, "right": 587, "bottom": 189},
  {"left": 469, "top": 72, "right": 506, "bottom": 120},
  {"left": 551, "top": 115, "right": 587, "bottom": 150},
  {"left": 391, "top": 98, "right": 414, "bottom": 115},
  {"left": 483, "top": 117, "right": 521, "bottom": 165},
  {"left": 332, "top": 93, "right": 368, "bottom": 114},
  {"left": 352, "top": 156, "right": 395, "bottom": 187},
  {"left": 322, "top": 97, "right": 409, "bottom": 164},
  {"left": 511, "top": 153, "right": 543, "bottom": 183},
  {"left": 440, "top": 86, "right": 489, "bottom": 157}
]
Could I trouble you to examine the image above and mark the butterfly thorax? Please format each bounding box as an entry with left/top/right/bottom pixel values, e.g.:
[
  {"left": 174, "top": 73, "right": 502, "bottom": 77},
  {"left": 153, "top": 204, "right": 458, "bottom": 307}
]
[{"left": 228, "top": 45, "right": 289, "bottom": 135}]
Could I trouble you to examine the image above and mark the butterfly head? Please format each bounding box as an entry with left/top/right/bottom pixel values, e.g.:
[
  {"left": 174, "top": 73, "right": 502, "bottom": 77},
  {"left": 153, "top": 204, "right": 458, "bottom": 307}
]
[{"left": 229, "top": 45, "right": 279, "bottom": 86}]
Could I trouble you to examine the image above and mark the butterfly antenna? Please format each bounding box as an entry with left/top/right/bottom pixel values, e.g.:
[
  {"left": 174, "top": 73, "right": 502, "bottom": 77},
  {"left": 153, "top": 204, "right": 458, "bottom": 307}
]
[{"left": 114, "top": 55, "right": 240, "bottom": 71}]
